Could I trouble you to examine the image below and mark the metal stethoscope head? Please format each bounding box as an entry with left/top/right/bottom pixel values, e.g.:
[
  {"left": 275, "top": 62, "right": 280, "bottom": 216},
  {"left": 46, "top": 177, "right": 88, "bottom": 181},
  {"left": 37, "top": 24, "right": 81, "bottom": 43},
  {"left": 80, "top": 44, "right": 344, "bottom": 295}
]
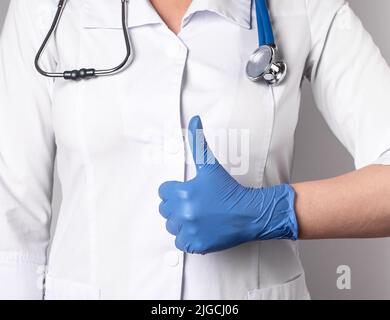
[
  {"left": 35, "top": 0, "right": 287, "bottom": 85},
  {"left": 246, "top": 0, "right": 287, "bottom": 86},
  {"left": 246, "top": 45, "right": 287, "bottom": 85}
]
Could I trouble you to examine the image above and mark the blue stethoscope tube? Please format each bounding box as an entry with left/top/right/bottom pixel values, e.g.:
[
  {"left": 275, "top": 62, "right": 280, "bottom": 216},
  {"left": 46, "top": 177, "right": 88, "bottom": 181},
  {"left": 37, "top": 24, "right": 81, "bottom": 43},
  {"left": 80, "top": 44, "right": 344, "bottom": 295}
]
[
  {"left": 255, "top": 0, "right": 275, "bottom": 46},
  {"left": 35, "top": 0, "right": 286, "bottom": 85}
]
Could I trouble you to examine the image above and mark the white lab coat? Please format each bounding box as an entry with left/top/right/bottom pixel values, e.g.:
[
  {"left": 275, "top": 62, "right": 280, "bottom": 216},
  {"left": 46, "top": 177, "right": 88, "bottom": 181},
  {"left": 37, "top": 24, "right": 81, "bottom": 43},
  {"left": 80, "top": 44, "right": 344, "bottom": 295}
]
[{"left": 1, "top": 0, "right": 390, "bottom": 300}]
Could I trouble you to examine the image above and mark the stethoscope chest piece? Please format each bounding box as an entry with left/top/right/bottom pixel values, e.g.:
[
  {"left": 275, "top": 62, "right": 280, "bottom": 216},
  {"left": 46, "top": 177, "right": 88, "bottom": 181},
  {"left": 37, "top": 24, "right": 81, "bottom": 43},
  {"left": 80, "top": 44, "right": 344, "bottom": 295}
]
[{"left": 246, "top": 45, "right": 287, "bottom": 86}]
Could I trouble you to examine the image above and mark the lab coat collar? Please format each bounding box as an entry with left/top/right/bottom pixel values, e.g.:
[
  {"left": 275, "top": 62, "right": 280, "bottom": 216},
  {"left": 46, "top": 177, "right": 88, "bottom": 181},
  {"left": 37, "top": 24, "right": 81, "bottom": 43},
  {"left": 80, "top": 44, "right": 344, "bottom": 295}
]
[
  {"left": 130, "top": 0, "right": 253, "bottom": 30},
  {"left": 183, "top": 0, "right": 252, "bottom": 30},
  {"left": 83, "top": 0, "right": 252, "bottom": 30},
  {"left": 128, "top": 0, "right": 164, "bottom": 29},
  {"left": 82, "top": 0, "right": 163, "bottom": 29}
]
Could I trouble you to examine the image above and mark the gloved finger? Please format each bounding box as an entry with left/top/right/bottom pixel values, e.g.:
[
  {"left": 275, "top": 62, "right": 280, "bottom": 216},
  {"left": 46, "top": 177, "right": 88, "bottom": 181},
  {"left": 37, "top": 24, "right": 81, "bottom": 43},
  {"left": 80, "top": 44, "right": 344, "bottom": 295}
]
[
  {"left": 158, "top": 180, "right": 185, "bottom": 201},
  {"left": 188, "top": 115, "right": 218, "bottom": 173},
  {"left": 159, "top": 200, "right": 171, "bottom": 219},
  {"left": 175, "top": 233, "right": 190, "bottom": 253},
  {"left": 165, "top": 219, "right": 181, "bottom": 236},
  {"left": 175, "top": 237, "right": 202, "bottom": 254}
]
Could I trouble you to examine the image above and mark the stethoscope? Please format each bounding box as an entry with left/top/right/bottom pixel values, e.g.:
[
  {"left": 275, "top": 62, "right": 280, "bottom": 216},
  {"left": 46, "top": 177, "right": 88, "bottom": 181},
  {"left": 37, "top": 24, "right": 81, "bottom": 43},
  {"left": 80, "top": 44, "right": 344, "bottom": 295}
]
[{"left": 35, "top": 0, "right": 287, "bottom": 86}]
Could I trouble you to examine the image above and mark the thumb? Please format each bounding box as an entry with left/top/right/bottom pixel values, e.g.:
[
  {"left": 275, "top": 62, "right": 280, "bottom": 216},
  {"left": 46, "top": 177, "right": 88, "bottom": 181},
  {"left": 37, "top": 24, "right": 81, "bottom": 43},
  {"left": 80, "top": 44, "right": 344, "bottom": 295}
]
[{"left": 188, "top": 116, "right": 218, "bottom": 173}]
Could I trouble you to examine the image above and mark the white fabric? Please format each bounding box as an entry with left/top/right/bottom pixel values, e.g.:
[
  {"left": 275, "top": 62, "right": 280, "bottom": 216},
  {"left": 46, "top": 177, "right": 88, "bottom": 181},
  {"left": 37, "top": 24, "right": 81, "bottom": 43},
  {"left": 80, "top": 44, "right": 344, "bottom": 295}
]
[
  {"left": 0, "top": 0, "right": 389, "bottom": 299},
  {"left": 0, "top": 253, "right": 44, "bottom": 300},
  {"left": 373, "top": 149, "right": 390, "bottom": 166}
]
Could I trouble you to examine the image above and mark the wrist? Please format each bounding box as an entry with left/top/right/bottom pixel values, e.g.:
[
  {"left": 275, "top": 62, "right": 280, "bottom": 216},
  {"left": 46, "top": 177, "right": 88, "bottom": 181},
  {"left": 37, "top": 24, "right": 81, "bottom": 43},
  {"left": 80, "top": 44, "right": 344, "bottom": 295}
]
[
  {"left": 284, "top": 184, "right": 299, "bottom": 240},
  {"left": 252, "top": 184, "right": 298, "bottom": 241}
]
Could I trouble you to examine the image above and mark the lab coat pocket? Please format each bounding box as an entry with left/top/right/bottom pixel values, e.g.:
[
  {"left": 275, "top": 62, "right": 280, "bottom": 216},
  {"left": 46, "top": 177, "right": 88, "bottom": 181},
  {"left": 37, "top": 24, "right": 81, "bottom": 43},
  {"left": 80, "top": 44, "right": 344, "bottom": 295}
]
[
  {"left": 247, "top": 273, "right": 310, "bottom": 300},
  {"left": 44, "top": 275, "right": 101, "bottom": 300}
]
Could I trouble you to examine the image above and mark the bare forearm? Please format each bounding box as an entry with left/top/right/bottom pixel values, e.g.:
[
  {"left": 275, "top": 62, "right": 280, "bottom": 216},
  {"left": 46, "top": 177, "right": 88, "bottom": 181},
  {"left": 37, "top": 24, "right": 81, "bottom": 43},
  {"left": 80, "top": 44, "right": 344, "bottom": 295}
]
[{"left": 292, "top": 165, "right": 390, "bottom": 239}]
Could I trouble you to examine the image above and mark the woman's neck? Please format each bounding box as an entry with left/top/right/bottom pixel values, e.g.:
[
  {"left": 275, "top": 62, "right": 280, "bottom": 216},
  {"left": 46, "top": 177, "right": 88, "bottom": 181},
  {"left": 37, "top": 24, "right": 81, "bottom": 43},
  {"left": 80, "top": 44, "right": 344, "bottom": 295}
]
[{"left": 149, "top": 0, "right": 193, "bottom": 35}]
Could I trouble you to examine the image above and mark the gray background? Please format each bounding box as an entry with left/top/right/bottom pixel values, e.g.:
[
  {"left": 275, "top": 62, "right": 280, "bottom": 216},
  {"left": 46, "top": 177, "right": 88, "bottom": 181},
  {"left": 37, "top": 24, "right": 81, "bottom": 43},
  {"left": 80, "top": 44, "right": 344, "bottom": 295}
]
[{"left": 1, "top": 0, "right": 390, "bottom": 299}]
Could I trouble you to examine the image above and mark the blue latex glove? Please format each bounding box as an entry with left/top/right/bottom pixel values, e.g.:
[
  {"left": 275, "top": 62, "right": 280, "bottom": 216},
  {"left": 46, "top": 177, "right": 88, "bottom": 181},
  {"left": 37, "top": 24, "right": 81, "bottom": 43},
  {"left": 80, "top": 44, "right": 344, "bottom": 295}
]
[{"left": 158, "top": 116, "right": 298, "bottom": 254}]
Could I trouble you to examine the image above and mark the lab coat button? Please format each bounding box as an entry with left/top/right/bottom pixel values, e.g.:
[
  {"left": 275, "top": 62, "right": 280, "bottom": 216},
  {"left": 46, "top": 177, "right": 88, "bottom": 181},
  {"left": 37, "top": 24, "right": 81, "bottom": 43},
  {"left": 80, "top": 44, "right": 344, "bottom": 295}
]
[{"left": 164, "top": 251, "right": 180, "bottom": 267}]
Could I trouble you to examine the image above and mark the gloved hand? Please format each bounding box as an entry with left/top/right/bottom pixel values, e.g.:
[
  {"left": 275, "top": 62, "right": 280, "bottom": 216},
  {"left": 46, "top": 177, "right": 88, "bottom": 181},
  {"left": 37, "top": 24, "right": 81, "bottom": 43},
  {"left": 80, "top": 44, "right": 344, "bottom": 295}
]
[{"left": 158, "top": 116, "right": 298, "bottom": 254}]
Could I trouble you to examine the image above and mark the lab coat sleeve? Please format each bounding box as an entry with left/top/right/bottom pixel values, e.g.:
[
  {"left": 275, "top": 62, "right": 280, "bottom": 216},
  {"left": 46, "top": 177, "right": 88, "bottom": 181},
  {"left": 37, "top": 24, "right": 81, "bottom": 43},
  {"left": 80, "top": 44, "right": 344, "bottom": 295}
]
[
  {"left": 0, "top": 0, "right": 56, "bottom": 299},
  {"left": 305, "top": 0, "right": 390, "bottom": 169}
]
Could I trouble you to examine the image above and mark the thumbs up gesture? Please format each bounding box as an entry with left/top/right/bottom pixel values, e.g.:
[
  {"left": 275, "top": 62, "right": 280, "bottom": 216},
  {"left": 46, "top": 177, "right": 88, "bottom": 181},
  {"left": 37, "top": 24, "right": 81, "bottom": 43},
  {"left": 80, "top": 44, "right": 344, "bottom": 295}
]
[{"left": 158, "top": 116, "right": 298, "bottom": 255}]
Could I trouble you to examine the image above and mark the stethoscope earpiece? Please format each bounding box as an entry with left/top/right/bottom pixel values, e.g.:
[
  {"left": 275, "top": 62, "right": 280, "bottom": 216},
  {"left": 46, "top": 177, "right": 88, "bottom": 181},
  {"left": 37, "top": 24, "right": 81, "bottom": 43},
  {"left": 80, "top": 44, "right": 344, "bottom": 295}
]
[{"left": 246, "top": 45, "right": 287, "bottom": 86}]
